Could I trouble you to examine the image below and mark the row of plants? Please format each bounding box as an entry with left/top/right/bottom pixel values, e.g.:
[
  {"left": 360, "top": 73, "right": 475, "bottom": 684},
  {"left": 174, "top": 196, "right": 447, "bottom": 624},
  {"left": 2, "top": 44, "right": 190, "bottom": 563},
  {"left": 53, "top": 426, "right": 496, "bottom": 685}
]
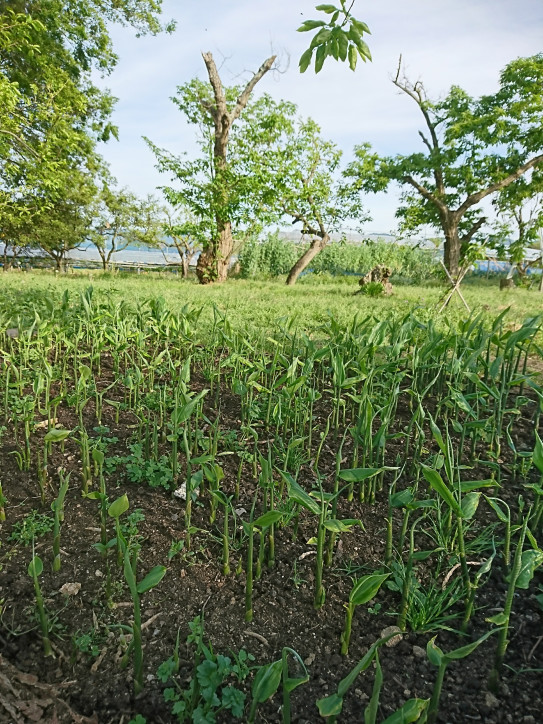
[
  {"left": 1, "top": 287, "right": 542, "bottom": 721},
  {"left": 237, "top": 234, "right": 442, "bottom": 283}
]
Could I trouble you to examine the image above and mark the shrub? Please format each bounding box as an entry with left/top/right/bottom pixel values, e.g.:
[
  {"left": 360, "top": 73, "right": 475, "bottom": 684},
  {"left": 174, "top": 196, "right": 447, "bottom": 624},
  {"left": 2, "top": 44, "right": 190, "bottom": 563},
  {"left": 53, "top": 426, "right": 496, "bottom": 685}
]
[{"left": 239, "top": 234, "right": 440, "bottom": 282}]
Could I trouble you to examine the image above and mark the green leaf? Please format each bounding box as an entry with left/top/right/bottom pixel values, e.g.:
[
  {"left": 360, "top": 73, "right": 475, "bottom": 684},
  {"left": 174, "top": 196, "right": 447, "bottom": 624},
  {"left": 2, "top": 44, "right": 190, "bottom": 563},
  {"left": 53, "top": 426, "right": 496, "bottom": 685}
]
[
  {"left": 44, "top": 428, "right": 71, "bottom": 444},
  {"left": 380, "top": 698, "right": 429, "bottom": 724},
  {"left": 339, "top": 467, "right": 383, "bottom": 483},
  {"left": 421, "top": 465, "right": 461, "bottom": 515},
  {"left": 78, "top": 364, "right": 92, "bottom": 381},
  {"left": 221, "top": 686, "right": 245, "bottom": 717},
  {"left": 323, "top": 518, "right": 358, "bottom": 533},
  {"left": 364, "top": 650, "right": 382, "bottom": 724},
  {"left": 515, "top": 549, "right": 543, "bottom": 589},
  {"left": 426, "top": 636, "right": 444, "bottom": 667},
  {"left": 315, "top": 4, "right": 338, "bottom": 13},
  {"left": 351, "top": 19, "right": 371, "bottom": 35},
  {"left": 299, "top": 48, "right": 313, "bottom": 73},
  {"left": 411, "top": 549, "right": 435, "bottom": 561},
  {"left": 310, "top": 28, "right": 332, "bottom": 49},
  {"left": 317, "top": 632, "right": 399, "bottom": 717},
  {"left": 460, "top": 480, "right": 495, "bottom": 492},
  {"left": 350, "top": 573, "right": 390, "bottom": 606},
  {"left": 533, "top": 431, "right": 543, "bottom": 475},
  {"left": 92, "top": 448, "right": 105, "bottom": 465},
  {"left": 348, "top": 43, "right": 358, "bottom": 71},
  {"left": 108, "top": 493, "right": 129, "bottom": 519},
  {"left": 486, "top": 612, "right": 508, "bottom": 626},
  {"left": 485, "top": 496, "right": 509, "bottom": 523},
  {"left": 461, "top": 492, "right": 481, "bottom": 520},
  {"left": 28, "top": 555, "right": 43, "bottom": 577},
  {"left": 390, "top": 489, "right": 414, "bottom": 508},
  {"left": 253, "top": 510, "right": 283, "bottom": 528},
  {"left": 314, "top": 43, "right": 327, "bottom": 73},
  {"left": 297, "top": 19, "right": 327, "bottom": 32},
  {"left": 172, "top": 389, "right": 208, "bottom": 425},
  {"left": 337, "top": 31, "right": 349, "bottom": 62},
  {"left": 281, "top": 472, "right": 320, "bottom": 515},
  {"left": 251, "top": 659, "right": 282, "bottom": 703},
  {"left": 317, "top": 693, "right": 344, "bottom": 717},
  {"left": 137, "top": 565, "right": 166, "bottom": 594},
  {"left": 443, "top": 627, "right": 500, "bottom": 662}
]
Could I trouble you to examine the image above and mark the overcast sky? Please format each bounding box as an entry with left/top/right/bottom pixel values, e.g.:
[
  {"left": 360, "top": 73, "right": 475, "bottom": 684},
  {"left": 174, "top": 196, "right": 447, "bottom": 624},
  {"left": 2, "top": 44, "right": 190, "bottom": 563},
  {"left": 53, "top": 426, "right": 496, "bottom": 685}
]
[{"left": 98, "top": 0, "right": 543, "bottom": 235}]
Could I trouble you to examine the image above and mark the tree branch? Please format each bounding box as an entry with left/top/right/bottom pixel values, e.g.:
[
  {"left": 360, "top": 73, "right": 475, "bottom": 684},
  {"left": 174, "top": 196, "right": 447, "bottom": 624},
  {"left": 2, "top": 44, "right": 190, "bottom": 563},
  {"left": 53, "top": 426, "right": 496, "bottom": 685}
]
[
  {"left": 460, "top": 216, "right": 486, "bottom": 246},
  {"left": 457, "top": 153, "right": 543, "bottom": 216},
  {"left": 393, "top": 56, "right": 445, "bottom": 195},
  {"left": 231, "top": 55, "right": 277, "bottom": 123},
  {"left": 201, "top": 52, "right": 227, "bottom": 122},
  {"left": 403, "top": 174, "right": 448, "bottom": 215}
]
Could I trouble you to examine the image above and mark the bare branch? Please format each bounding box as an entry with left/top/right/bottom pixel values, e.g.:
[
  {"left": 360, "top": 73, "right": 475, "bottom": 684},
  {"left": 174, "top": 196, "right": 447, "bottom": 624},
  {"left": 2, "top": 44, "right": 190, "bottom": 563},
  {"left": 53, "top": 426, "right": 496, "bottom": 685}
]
[
  {"left": 231, "top": 55, "right": 276, "bottom": 123},
  {"left": 393, "top": 57, "right": 444, "bottom": 194}
]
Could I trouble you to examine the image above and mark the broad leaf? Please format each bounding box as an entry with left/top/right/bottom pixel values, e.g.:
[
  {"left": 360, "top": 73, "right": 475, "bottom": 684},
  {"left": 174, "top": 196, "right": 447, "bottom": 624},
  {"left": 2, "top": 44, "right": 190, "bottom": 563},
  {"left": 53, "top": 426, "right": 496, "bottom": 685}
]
[
  {"left": 323, "top": 518, "right": 359, "bottom": 533},
  {"left": 461, "top": 492, "right": 481, "bottom": 520},
  {"left": 350, "top": 573, "right": 390, "bottom": 606},
  {"left": 44, "top": 428, "right": 71, "bottom": 444},
  {"left": 421, "top": 465, "right": 461, "bottom": 515},
  {"left": 28, "top": 555, "right": 43, "bottom": 577},
  {"left": 251, "top": 659, "right": 282, "bottom": 703},
  {"left": 426, "top": 636, "right": 444, "bottom": 667},
  {"left": 515, "top": 549, "right": 543, "bottom": 589},
  {"left": 253, "top": 510, "right": 283, "bottom": 529},
  {"left": 281, "top": 472, "right": 320, "bottom": 515},
  {"left": 380, "top": 698, "right": 429, "bottom": 724},
  {"left": 533, "top": 431, "right": 543, "bottom": 475},
  {"left": 108, "top": 493, "right": 129, "bottom": 519},
  {"left": 137, "top": 565, "right": 167, "bottom": 594},
  {"left": 443, "top": 627, "right": 500, "bottom": 662},
  {"left": 338, "top": 467, "right": 383, "bottom": 483}
]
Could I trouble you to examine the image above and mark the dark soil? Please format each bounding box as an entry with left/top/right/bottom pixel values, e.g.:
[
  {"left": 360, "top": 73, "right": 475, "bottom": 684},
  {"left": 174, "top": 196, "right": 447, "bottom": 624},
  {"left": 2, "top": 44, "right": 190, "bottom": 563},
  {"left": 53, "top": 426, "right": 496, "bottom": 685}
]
[{"left": 1, "top": 372, "right": 542, "bottom": 724}]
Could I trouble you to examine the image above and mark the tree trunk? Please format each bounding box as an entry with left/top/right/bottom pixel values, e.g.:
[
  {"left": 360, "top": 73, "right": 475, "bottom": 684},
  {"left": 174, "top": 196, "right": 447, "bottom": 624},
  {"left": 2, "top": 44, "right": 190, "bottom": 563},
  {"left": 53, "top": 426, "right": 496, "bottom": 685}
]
[
  {"left": 286, "top": 235, "right": 328, "bottom": 286},
  {"left": 182, "top": 255, "right": 189, "bottom": 279},
  {"left": 195, "top": 52, "right": 275, "bottom": 285},
  {"left": 196, "top": 222, "right": 234, "bottom": 284},
  {"left": 443, "top": 223, "right": 460, "bottom": 279}
]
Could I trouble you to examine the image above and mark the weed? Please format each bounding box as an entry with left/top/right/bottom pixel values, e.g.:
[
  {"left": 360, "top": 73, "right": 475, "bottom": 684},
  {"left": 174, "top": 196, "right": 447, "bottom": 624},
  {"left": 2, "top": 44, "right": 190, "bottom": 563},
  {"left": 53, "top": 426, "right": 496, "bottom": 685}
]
[{"left": 9, "top": 510, "right": 54, "bottom": 546}]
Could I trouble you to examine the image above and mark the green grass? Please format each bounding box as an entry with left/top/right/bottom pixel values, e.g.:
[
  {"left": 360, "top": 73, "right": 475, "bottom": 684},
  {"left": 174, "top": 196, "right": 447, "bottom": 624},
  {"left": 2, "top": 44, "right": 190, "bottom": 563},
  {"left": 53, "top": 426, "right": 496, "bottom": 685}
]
[{"left": 0, "top": 269, "right": 541, "bottom": 339}]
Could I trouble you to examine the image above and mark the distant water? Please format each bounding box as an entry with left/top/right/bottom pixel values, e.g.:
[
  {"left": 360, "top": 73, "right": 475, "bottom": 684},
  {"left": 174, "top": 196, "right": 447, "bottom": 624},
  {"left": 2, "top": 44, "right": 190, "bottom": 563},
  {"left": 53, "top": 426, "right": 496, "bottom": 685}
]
[{"left": 67, "top": 244, "right": 181, "bottom": 266}]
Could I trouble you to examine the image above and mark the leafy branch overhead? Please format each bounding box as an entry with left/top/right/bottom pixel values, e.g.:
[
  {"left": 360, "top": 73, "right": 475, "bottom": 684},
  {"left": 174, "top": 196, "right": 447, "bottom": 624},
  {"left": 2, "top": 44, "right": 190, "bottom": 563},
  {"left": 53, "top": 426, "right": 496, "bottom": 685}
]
[{"left": 298, "top": 2, "right": 371, "bottom": 73}]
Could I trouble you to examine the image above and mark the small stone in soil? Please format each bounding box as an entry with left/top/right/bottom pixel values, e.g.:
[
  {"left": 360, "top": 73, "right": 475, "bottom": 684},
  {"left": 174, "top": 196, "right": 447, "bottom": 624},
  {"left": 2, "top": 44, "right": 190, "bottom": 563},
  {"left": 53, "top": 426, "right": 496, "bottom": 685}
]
[{"left": 485, "top": 692, "right": 500, "bottom": 709}]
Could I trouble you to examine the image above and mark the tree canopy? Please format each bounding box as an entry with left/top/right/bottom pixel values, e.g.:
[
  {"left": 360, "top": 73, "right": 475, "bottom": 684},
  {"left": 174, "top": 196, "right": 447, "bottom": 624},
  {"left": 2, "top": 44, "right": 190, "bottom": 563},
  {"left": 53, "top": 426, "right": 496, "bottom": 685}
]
[{"left": 345, "top": 54, "right": 543, "bottom": 277}]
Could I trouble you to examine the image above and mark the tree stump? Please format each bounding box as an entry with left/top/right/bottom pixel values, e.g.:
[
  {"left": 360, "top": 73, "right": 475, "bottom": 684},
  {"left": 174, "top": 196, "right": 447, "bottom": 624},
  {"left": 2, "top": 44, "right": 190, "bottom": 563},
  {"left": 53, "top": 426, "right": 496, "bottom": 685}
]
[
  {"left": 499, "top": 277, "right": 515, "bottom": 290},
  {"left": 357, "top": 265, "right": 393, "bottom": 295}
]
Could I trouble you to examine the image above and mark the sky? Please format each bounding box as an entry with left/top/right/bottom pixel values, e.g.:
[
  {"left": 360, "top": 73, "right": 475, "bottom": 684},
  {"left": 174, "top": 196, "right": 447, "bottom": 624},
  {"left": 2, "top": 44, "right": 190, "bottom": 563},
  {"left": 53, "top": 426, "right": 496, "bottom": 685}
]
[{"left": 98, "top": 0, "right": 543, "bottom": 236}]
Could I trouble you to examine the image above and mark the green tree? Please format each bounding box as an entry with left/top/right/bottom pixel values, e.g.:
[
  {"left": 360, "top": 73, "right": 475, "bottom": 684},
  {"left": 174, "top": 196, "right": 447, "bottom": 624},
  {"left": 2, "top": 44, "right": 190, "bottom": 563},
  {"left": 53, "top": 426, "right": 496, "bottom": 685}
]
[
  {"left": 346, "top": 55, "right": 543, "bottom": 278},
  {"left": 254, "top": 117, "right": 368, "bottom": 285},
  {"left": 492, "top": 172, "right": 543, "bottom": 285},
  {"left": 29, "top": 170, "right": 99, "bottom": 271},
  {"left": 146, "top": 54, "right": 280, "bottom": 284},
  {"left": 161, "top": 208, "right": 204, "bottom": 279},
  {"left": 87, "top": 185, "right": 163, "bottom": 269},
  {"left": 0, "top": 1, "right": 170, "bottom": 249}
]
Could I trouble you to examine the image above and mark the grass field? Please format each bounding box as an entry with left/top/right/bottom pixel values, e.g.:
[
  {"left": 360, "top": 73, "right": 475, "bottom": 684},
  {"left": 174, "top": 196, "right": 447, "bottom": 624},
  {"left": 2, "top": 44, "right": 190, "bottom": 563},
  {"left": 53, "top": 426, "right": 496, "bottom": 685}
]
[{"left": 1, "top": 269, "right": 542, "bottom": 337}]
